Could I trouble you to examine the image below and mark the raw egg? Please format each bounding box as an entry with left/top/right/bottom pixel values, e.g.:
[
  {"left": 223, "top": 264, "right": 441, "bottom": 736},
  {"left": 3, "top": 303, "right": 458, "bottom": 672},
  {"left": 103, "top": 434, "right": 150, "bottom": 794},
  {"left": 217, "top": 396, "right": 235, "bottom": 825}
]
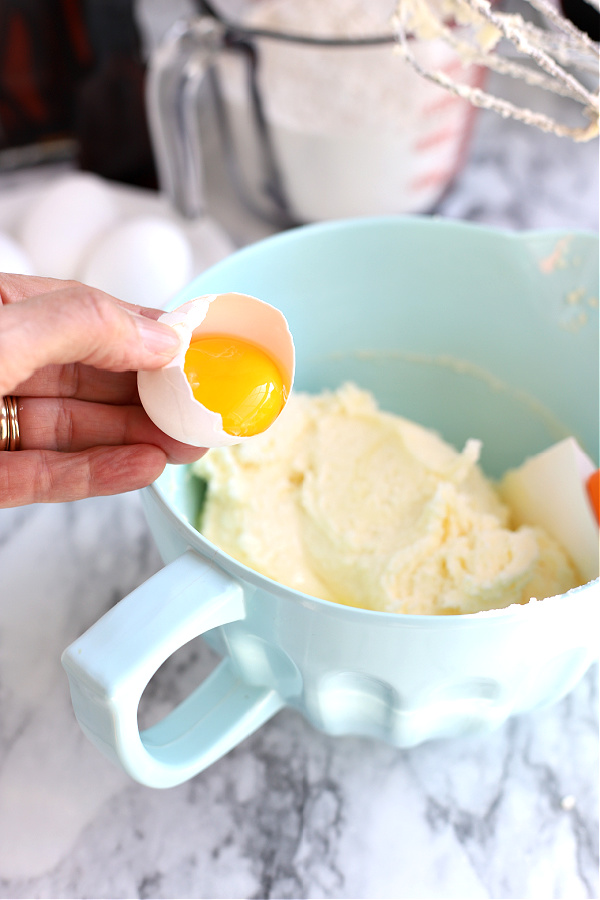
[
  {"left": 80, "top": 215, "right": 193, "bottom": 308},
  {"left": 18, "top": 173, "right": 119, "bottom": 279},
  {"left": 137, "top": 292, "right": 295, "bottom": 448},
  {"left": 0, "top": 231, "right": 35, "bottom": 275}
]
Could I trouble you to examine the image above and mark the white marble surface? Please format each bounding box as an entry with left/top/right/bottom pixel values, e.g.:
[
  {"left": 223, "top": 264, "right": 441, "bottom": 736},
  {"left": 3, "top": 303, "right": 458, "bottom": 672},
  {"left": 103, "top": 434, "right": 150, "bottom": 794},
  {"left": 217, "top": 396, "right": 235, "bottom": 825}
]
[{"left": 0, "top": 75, "right": 599, "bottom": 899}]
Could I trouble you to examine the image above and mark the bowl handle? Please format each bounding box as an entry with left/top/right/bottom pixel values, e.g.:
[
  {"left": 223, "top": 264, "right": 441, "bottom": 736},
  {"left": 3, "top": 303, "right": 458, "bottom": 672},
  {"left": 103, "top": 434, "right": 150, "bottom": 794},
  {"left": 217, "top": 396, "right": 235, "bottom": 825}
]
[{"left": 61, "top": 550, "right": 284, "bottom": 788}]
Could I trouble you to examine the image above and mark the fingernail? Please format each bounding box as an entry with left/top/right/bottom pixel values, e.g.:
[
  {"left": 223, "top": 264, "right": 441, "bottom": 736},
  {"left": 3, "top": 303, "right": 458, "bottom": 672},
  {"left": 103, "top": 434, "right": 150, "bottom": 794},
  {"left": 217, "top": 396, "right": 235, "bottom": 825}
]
[{"left": 135, "top": 316, "right": 181, "bottom": 357}]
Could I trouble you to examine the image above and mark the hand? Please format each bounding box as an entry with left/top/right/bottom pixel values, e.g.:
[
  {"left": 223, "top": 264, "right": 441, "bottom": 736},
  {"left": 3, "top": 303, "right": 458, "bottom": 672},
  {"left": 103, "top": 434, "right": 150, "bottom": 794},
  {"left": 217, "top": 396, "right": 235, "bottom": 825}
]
[{"left": 0, "top": 273, "right": 207, "bottom": 507}]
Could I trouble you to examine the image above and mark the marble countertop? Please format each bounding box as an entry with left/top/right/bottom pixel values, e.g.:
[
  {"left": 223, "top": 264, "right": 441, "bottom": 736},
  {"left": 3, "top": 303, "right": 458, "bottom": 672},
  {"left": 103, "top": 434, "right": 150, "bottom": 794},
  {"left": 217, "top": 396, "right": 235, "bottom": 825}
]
[{"left": 0, "top": 73, "right": 598, "bottom": 900}]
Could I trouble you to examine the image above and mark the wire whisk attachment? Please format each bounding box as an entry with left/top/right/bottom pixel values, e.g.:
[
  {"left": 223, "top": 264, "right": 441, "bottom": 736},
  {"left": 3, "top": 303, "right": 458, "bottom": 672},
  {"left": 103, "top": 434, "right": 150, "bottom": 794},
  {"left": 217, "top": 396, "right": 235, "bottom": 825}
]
[{"left": 393, "top": 0, "right": 599, "bottom": 141}]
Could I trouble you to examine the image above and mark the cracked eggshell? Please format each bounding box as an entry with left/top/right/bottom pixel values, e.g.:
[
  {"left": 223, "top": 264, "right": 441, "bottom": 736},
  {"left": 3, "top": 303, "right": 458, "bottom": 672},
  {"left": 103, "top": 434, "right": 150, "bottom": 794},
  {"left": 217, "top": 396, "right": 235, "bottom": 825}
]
[{"left": 137, "top": 292, "right": 295, "bottom": 448}]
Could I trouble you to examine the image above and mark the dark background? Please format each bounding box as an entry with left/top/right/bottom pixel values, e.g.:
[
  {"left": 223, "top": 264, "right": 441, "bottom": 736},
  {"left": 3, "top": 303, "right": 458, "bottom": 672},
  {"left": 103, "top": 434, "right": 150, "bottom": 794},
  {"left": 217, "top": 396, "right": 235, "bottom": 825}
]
[{"left": 0, "top": 0, "right": 157, "bottom": 187}]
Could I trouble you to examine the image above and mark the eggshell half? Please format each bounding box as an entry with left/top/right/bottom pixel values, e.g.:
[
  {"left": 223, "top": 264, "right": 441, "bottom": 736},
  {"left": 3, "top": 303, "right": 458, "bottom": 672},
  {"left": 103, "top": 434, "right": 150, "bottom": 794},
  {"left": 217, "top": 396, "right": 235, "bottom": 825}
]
[{"left": 137, "top": 293, "right": 295, "bottom": 448}]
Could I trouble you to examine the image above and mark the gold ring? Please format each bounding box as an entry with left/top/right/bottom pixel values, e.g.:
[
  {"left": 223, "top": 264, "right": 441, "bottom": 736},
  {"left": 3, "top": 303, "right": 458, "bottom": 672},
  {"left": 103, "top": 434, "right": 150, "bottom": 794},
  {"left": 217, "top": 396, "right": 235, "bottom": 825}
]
[{"left": 0, "top": 395, "right": 21, "bottom": 451}]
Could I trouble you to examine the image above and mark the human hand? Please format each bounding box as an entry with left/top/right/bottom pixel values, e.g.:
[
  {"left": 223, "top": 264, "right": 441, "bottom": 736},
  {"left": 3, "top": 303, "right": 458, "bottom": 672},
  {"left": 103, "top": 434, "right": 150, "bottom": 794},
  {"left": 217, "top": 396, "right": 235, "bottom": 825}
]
[{"left": 0, "top": 273, "right": 207, "bottom": 507}]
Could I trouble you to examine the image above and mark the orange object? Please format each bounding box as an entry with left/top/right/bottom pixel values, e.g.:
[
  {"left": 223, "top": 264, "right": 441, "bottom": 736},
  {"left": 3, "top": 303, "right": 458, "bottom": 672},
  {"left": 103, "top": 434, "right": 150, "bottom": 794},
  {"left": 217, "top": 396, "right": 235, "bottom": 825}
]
[
  {"left": 184, "top": 335, "right": 287, "bottom": 437},
  {"left": 586, "top": 469, "right": 600, "bottom": 523}
]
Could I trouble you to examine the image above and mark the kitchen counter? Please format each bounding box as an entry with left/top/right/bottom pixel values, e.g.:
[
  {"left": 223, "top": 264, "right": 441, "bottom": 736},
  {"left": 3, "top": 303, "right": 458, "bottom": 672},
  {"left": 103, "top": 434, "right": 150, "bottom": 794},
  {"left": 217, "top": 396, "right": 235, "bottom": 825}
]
[{"left": 0, "top": 74, "right": 598, "bottom": 899}]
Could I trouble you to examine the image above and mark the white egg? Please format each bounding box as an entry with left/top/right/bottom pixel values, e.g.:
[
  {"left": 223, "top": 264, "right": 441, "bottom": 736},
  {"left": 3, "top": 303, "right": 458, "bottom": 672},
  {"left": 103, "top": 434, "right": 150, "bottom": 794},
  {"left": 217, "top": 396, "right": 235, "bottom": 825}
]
[
  {"left": 137, "top": 293, "right": 295, "bottom": 448},
  {"left": 0, "top": 231, "right": 35, "bottom": 275},
  {"left": 18, "top": 172, "right": 119, "bottom": 279},
  {"left": 80, "top": 215, "right": 193, "bottom": 307}
]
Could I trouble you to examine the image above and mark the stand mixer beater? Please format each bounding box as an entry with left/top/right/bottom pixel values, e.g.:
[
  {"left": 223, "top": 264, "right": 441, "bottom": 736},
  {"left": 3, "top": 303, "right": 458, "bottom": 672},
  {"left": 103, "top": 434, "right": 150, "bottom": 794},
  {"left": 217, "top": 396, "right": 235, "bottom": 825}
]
[{"left": 395, "top": 0, "right": 599, "bottom": 141}]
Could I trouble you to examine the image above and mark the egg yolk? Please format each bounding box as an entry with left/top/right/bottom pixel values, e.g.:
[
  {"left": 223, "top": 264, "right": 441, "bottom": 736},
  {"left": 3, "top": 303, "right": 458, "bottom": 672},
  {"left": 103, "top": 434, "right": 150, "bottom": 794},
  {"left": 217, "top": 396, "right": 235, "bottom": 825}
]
[{"left": 184, "top": 335, "right": 288, "bottom": 437}]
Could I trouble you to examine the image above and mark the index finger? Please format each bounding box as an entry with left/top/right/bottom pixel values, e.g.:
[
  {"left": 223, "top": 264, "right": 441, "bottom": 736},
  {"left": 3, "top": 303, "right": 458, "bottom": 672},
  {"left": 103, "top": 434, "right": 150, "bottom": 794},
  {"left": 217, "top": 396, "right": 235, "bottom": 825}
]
[
  {"left": 0, "top": 272, "right": 164, "bottom": 320},
  {"left": 0, "top": 282, "right": 181, "bottom": 397}
]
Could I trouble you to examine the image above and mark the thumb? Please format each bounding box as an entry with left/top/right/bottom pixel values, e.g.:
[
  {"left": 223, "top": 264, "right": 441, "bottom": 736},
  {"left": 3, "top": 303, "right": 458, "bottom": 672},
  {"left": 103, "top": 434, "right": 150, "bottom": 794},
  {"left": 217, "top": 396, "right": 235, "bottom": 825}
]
[{"left": 0, "top": 285, "right": 181, "bottom": 395}]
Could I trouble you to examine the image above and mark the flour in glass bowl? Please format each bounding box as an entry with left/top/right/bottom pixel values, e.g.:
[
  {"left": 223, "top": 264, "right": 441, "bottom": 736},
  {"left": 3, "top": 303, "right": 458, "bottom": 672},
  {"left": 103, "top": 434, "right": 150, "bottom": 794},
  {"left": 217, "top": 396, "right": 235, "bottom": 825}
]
[
  {"left": 217, "top": 0, "right": 485, "bottom": 219},
  {"left": 228, "top": 0, "right": 426, "bottom": 134}
]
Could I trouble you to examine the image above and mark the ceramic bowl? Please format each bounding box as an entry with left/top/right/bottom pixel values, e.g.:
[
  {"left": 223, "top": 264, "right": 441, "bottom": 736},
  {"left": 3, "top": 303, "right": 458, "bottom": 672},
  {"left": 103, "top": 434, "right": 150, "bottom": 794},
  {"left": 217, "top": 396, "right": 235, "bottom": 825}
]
[{"left": 63, "top": 217, "right": 599, "bottom": 787}]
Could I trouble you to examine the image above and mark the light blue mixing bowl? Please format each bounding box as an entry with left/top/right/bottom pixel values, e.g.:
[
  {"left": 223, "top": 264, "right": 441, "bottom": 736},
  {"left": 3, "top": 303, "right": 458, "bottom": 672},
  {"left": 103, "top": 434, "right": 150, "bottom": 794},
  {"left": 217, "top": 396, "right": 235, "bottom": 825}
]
[{"left": 63, "top": 216, "right": 599, "bottom": 788}]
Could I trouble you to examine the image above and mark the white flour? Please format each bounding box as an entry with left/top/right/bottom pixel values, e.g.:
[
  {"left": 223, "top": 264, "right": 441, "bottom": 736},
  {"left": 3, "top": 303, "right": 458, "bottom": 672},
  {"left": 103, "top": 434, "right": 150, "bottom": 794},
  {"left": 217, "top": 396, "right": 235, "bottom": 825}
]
[
  {"left": 227, "top": 0, "right": 416, "bottom": 133},
  {"left": 217, "top": 0, "right": 482, "bottom": 218}
]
